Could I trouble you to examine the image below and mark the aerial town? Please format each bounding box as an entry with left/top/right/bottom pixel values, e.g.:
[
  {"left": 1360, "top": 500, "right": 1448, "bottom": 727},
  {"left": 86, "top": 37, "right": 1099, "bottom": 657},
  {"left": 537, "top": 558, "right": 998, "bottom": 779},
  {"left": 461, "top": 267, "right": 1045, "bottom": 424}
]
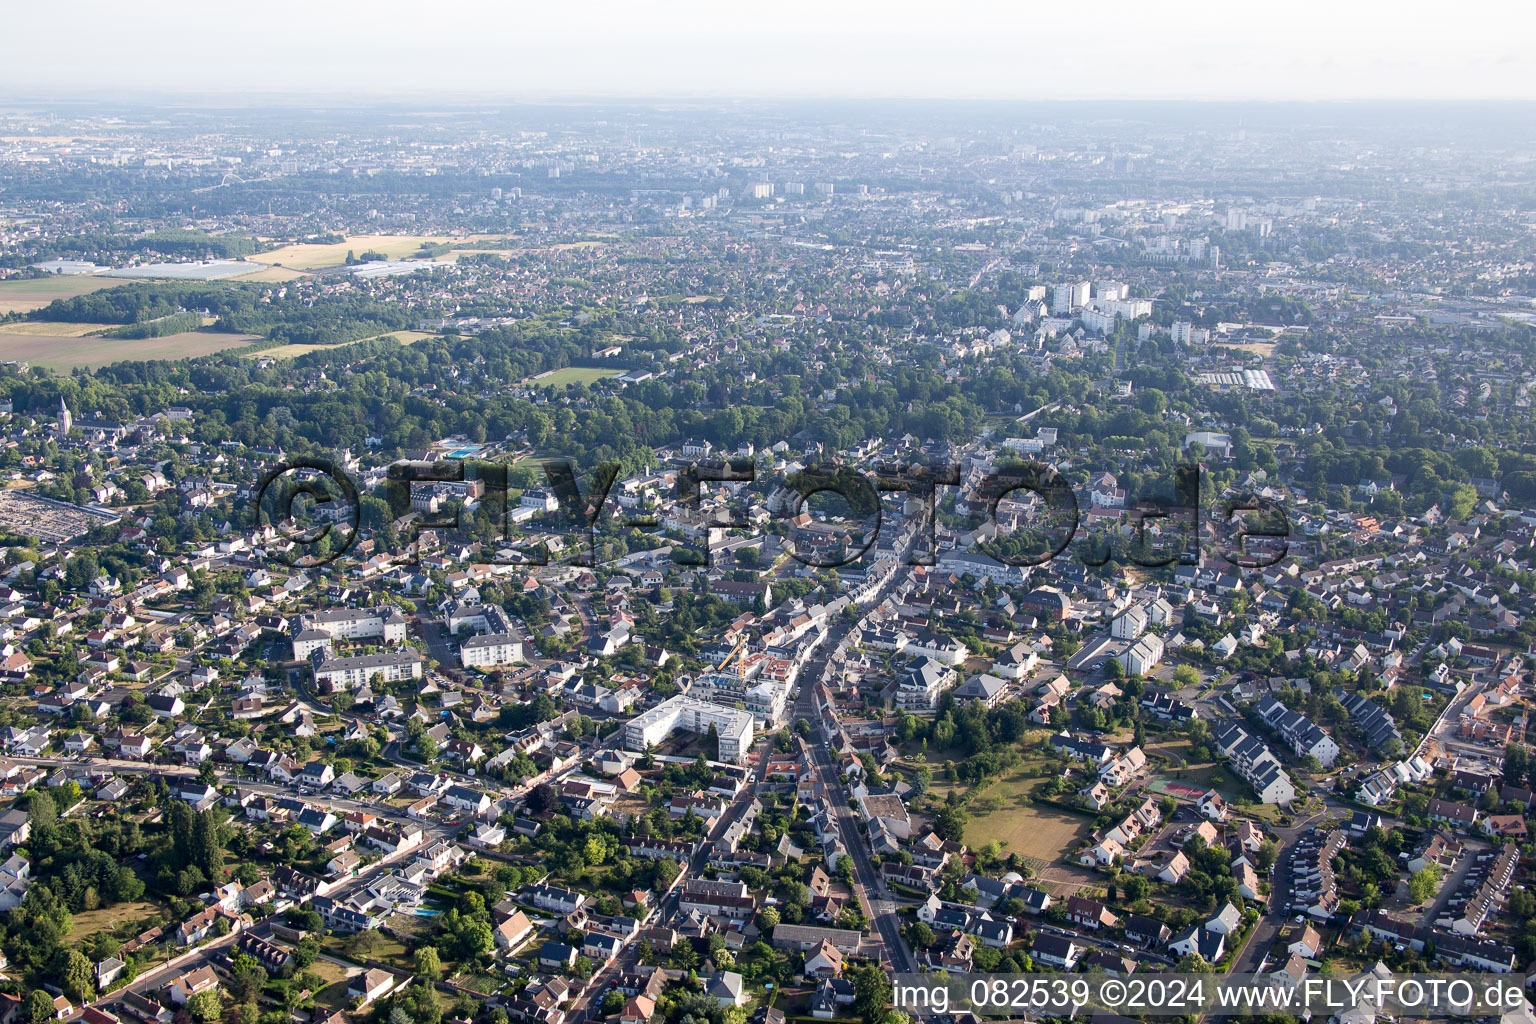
[{"left": 0, "top": 99, "right": 1532, "bottom": 1024}]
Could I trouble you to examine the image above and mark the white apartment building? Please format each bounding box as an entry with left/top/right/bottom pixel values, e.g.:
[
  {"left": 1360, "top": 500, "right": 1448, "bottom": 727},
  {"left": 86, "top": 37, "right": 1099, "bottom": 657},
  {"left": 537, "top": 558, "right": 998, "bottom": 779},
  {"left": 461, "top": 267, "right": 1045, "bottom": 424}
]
[
  {"left": 624, "top": 695, "right": 755, "bottom": 763},
  {"left": 1119, "top": 634, "right": 1165, "bottom": 677},
  {"left": 1111, "top": 605, "right": 1148, "bottom": 640},
  {"left": 295, "top": 607, "right": 408, "bottom": 655},
  {"left": 460, "top": 633, "right": 524, "bottom": 669},
  {"left": 313, "top": 650, "right": 424, "bottom": 690}
]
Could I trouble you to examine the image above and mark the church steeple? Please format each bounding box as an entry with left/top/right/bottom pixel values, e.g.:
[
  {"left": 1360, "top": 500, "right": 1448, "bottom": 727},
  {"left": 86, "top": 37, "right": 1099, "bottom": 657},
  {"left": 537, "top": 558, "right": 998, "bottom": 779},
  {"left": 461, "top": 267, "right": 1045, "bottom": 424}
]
[{"left": 57, "top": 397, "right": 71, "bottom": 438}]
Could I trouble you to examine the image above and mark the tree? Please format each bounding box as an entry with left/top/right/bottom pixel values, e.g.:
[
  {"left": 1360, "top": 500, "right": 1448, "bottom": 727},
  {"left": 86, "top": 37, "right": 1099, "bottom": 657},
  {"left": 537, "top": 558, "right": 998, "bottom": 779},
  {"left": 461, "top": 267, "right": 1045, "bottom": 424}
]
[
  {"left": 228, "top": 960, "right": 267, "bottom": 1003},
  {"left": 186, "top": 989, "right": 222, "bottom": 1024},
  {"left": 932, "top": 800, "right": 968, "bottom": 842},
  {"left": 1409, "top": 866, "right": 1441, "bottom": 905},
  {"left": 414, "top": 945, "right": 442, "bottom": 978},
  {"left": 451, "top": 917, "right": 493, "bottom": 959},
  {"left": 526, "top": 782, "right": 559, "bottom": 816},
  {"left": 28, "top": 789, "right": 58, "bottom": 828},
  {"left": 851, "top": 963, "right": 893, "bottom": 1024},
  {"left": 913, "top": 764, "right": 932, "bottom": 797},
  {"left": 59, "top": 948, "right": 95, "bottom": 1003},
  {"left": 672, "top": 939, "right": 699, "bottom": 970},
  {"left": 25, "top": 991, "right": 55, "bottom": 1024},
  {"left": 1177, "top": 953, "right": 1217, "bottom": 974},
  {"left": 1447, "top": 485, "right": 1478, "bottom": 520},
  {"left": 294, "top": 937, "right": 320, "bottom": 969},
  {"left": 345, "top": 929, "right": 383, "bottom": 957}
]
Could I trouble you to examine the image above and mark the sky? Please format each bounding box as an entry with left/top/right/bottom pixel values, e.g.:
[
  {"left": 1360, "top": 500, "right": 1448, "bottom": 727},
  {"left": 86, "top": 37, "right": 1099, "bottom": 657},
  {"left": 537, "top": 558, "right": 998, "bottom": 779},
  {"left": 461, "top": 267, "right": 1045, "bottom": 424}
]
[{"left": 5, "top": 0, "right": 1535, "bottom": 103}]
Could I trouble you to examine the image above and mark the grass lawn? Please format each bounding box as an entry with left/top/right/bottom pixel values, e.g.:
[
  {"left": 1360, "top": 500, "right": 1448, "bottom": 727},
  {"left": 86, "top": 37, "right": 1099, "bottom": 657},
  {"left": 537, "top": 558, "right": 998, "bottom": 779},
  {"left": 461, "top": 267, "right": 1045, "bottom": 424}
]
[
  {"left": 527, "top": 366, "right": 620, "bottom": 388},
  {"left": 0, "top": 276, "right": 127, "bottom": 314},
  {"left": 311, "top": 980, "right": 354, "bottom": 1014},
  {"left": 323, "top": 929, "right": 414, "bottom": 969},
  {"left": 963, "top": 763, "right": 1092, "bottom": 862},
  {"left": 1145, "top": 737, "right": 1193, "bottom": 766},
  {"left": 69, "top": 900, "right": 161, "bottom": 946},
  {"left": 242, "top": 330, "right": 439, "bottom": 360},
  {"left": 311, "top": 959, "right": 350, "bottom": 990}
]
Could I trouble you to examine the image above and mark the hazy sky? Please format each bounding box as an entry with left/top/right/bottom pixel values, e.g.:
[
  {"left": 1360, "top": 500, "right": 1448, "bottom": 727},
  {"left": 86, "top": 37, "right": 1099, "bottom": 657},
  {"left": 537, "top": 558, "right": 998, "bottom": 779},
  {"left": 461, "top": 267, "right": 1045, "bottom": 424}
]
[{"left": 6, "top": 0, "right": 1534, "bottom": 102}]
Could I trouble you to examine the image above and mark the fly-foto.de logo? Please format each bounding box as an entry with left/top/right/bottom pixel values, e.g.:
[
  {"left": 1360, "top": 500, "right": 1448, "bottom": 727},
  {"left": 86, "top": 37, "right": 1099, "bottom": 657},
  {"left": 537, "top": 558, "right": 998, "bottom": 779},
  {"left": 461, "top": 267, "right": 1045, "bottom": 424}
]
[{"left": 253, "top": 456, "right": 1288, "bottom": 572}]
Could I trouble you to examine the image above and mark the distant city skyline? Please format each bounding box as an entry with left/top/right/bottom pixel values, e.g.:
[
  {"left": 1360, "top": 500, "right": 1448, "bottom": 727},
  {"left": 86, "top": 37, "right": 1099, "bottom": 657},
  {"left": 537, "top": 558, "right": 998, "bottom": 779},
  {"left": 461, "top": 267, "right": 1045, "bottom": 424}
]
[{"left": 5, "top": 0, "right": 1534, "bottom": 102}]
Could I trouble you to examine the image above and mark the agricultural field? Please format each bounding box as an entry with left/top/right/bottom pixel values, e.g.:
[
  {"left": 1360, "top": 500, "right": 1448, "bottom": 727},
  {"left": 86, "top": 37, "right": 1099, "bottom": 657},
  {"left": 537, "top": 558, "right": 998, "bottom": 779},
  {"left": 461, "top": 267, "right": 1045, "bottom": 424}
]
[
  {"left": 0, "top": 276, "right": 126, "bottom": 314},
  {"left": 249, "top": 234, "right": 451, "bottom": 270},
  {"left": 250, "top": 234, "right": 521, "bottom": 271},
  {"left": 0, "top": 320, "right": 116, "bottom": 337},
  {"left": 232, "top": 264, "right": 307, "bottom": 283},
  {"left": 0, "top": 330, "right": 261, "bottom": 371},
  {"left": 242, "top": 330, "right": 439, "bottom": 360},
  {"left": 527, "top": 366, "right": 621, "bottom": 388}
]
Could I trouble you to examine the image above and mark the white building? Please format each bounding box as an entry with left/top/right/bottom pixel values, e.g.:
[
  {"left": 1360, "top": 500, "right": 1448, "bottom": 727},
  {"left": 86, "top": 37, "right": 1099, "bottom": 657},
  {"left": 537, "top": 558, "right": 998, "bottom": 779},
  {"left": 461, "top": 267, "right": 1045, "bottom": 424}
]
[
  {"left": 1119, "top": 634, "right": 1165, "bottom": 676},
  {"left": 460, "top": 633, "right": 524, "bottom": 669},
  {"left": 294, "top": 607, "right": 408, "bottom": 657},
  {"left": 1111, "top": 605, "right": 1148, "bottom": 640},
  {"left": 313, "top": 650, "right": 424, "bottom": 690},
  {"left": 1051, "top": 281, "right": 1091, "bottom": 314},
  {"left": 624, "top": 695, "right": 755, "bottom": 763}
]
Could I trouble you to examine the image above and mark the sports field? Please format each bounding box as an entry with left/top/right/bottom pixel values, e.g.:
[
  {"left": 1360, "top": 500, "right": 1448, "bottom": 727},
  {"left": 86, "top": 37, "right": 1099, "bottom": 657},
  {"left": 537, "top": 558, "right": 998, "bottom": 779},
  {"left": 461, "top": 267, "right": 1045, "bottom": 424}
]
[
  {"left": 0, "top": 277, "right": 126, "bottom": 314},
  {"left": 527, "top": 366, "right": 620, "bottom": 388},
  {"left": 0, "top": 330, "right": 261, "bottom": 371}
]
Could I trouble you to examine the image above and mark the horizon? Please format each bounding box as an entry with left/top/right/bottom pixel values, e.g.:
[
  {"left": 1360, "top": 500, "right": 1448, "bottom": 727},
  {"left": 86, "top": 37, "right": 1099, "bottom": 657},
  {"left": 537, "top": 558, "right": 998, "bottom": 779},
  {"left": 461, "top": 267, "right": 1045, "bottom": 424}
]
[{"left": 7, "top": 0, "right": 1535, "bottom": 103}]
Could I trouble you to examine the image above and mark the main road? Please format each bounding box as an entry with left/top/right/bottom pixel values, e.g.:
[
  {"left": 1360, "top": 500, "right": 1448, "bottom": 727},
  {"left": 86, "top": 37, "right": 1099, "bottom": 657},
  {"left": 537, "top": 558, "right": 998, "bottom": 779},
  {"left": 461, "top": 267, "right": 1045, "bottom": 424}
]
[{"left": 789, "top": 550, "right": 920, "bottom": 976}]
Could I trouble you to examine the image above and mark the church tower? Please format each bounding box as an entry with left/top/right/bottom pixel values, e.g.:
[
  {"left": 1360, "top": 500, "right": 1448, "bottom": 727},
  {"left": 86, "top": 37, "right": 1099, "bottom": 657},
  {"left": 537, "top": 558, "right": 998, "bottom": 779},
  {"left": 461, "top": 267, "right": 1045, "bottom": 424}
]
[{"left": 57, "top": 397, "right": 71, "bottom": 439}]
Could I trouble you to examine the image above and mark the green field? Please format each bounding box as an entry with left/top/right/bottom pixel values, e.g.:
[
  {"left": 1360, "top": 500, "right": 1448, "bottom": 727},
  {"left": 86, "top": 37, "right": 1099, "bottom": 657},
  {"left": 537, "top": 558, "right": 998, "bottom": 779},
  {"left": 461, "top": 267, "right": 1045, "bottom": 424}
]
[
  {"left": 962, "top": 761, "right": 1093, "bottom": 861},
  {"left": 0, "top": 329, "right": 262, "bottom": 371},
  {"left": 527, "top": 366, "right": 620, "bottom": 388},
  {"left": 69, "top": 900, "right": 161, "bottom": 947},
  {"left": 0, "top": 276, "right": 127, "bottom": 314}
]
